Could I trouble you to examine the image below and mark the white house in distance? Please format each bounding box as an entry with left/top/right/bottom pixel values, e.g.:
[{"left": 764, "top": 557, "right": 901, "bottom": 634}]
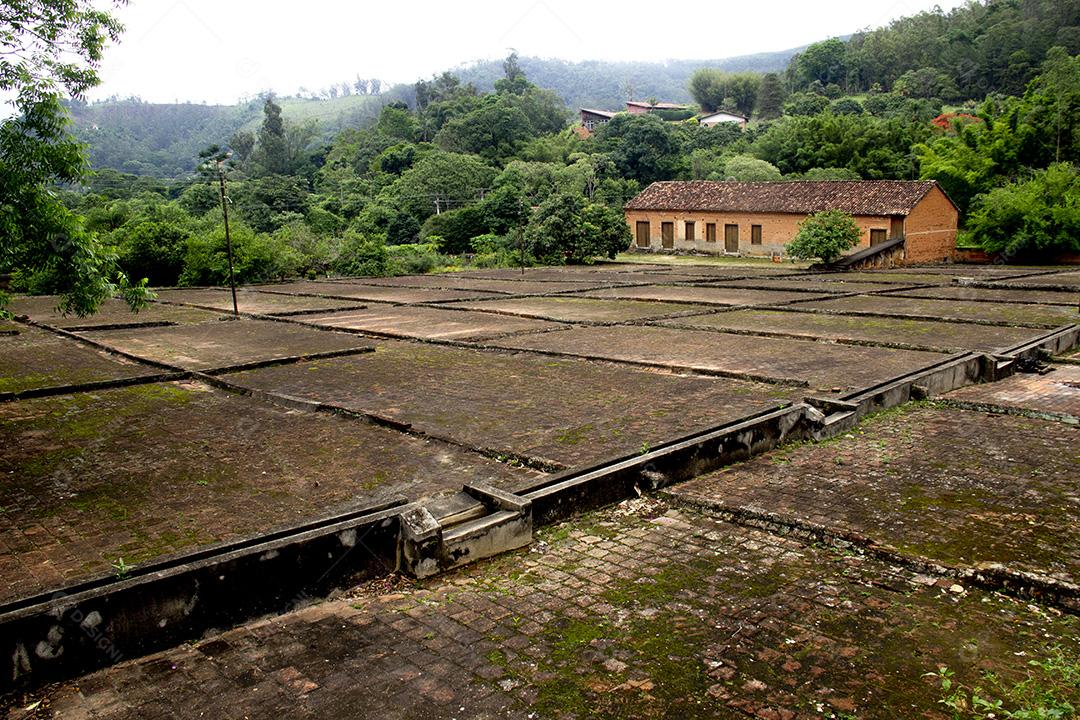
[{"left": 699, "top": 111, "right": 748, "bottom": 129}]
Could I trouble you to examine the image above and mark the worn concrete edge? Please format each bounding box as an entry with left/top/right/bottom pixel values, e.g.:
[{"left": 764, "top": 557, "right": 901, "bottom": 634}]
[{"left": 0, "top": 499, "right": 410, "bottom": 691}]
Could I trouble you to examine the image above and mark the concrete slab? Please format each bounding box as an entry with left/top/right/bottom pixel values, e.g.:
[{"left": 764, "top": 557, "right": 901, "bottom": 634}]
[
  {"left": 447, "top": 296, "right": 697, "bottom": 323},
  {"left": 0, "top": 380, "right": 533, "bottom": 602},
  {"left": 711, "top": 277, "right": 917, "bottom": 294},
  {"left": 153, "top": 288, "right": 368, "bottom": 315},
  {"left": 85, "top": 319, "right": 373, "bottom": 372},
  {"left": 258, "top": 281, "right": 502, "bottom": 304},
  {"left": 885, "top": 286, "right": 1080, "bottom": 306},
  {"left": 570, "top": 284, "right": 832, "bottom": 306},
  {"left": 7, "top": 296, "right": 221, "bottom": 328},
  {"left": 296, "top": 306, "right": 563, "bottom": 341},
  {"left": 943, "top": 364, "right": 1080, "bottom": 420},
  {"left": 353, "top": 276, "right": 623, "bottom": 295},
  {"left": 989, "top": 270, "right": 1080, "bottom": 289},
  {"left": 657, "top": 309, "right": 1041, "bottom": 352},
  {"left": 30, "top": 498, "right": 1080, "bottom": 720},
  {"left": 798, "top": 294, "right": 1080, "bottom": 327},
  {"left": 669, "top": 404, "right": 1080, "bottom": 585},
  {"left": 0, "top": 326, "right": 158, "bottom": 394},
  {"left": 224, "top": 341, "right": 800, "bottom": 468},
  {"left": 488, "top": 325, "right": 946, "bottom": 390}
]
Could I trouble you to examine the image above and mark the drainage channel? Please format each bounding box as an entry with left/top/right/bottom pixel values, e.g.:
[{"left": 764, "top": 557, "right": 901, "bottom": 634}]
[{"left": 1, "top": 324, "right": 1076, "bottom": 695}]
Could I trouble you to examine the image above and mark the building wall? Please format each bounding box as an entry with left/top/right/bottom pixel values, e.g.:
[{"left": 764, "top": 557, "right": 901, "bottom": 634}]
[
  {"left": 624, "top": 209, "right": 895, "bottom": 257},
  {"left": 903, "top": 186, "right": 958, "bottom": 263}
]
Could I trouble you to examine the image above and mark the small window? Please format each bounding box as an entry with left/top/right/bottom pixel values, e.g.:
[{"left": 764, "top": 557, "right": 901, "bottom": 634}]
[
  {"left": 751, "top": 224, "right": 762, "bottom": 245},
  {"left": 705, "top": 223, "right": 716, "bottom": 242},
  {"left": 685, "top": 221, "right": 695, "bottom": 241},
  {"left": 870, "top": 228, "right": 887, "bottom": 246}
]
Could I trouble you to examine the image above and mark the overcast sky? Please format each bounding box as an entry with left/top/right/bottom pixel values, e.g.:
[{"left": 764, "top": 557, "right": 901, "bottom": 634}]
[{"left": 88, "top": 0, "right": 970, "bottom": 105}]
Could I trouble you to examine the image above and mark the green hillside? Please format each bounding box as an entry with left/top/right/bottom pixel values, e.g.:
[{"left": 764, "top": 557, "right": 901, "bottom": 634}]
[
  {"left": 69, "top": 94, "right": 386, "bottom": 177},
  {"left": 67, "top": 48, "right": 803, "bottom": 178}
]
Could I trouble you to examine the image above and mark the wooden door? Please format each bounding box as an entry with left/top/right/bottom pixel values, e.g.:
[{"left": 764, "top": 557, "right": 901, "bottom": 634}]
[
  {"left": 890, "top": 217, "right": 904, "bottom": 239},
  {"left": 661, "top": 222, "right": 674, "bottom": 249},
  {"left": 870, "top": 229, "right": 888, "bottom": 246},
  {"left": 724, "top": 224, "right": 739, "bottom": 252},
  {"left": 635, "top": 221, "right": 650, "bottom": 248}
]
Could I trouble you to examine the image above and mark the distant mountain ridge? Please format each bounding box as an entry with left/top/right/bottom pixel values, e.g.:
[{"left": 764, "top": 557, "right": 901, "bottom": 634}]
[{"left": 68, "top": 46, "right": 806, "bottom": 178}]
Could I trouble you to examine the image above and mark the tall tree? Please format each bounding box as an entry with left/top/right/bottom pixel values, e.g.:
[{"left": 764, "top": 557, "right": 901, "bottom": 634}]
[
  {"left": 0, "top": 0, "right": 149, "bottom": 315},
  {"left": 755, "top": 73, "right": 787, "bottom": 120},
  {"left": 1030, "top": 47, "right": 1080, "bottom": 163},
  {"left": 255, "top": 96, "right": 288, "bottom": 175}
]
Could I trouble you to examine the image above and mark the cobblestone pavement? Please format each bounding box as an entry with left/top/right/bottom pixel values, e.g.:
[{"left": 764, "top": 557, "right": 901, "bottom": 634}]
[
  {"left": 16, "top": 498, "right": 1080, "bottom": 720},
  {"left": 667, "top": 403, "right": 1080, "bottom": 585},
  {"left": 942, "top": 364, "right": 1080, "bottom": 421}
]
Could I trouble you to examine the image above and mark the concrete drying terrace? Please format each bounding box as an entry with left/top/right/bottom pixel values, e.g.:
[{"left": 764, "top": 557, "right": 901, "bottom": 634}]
[
  {"left": 2, "top": 260, "right": 1079, "bottom": 716},
  {"left": 23, "top": 497, "right": 1080, "bottom": 720}
]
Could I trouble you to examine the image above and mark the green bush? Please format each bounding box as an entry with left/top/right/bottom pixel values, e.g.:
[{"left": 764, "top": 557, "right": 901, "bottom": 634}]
[
  {"left": 386, "top": 243, "right": 444, "bottom": 275},
  {"left": 180, "top": 223, "right": 300, "bottom": 286},
  {"left": 786, "top": 210, "right": 862, "bottom": 263},
  {"left": 966, "top": 163, "right": 1080, "bottom": 258},
  {"left": 334, "top": 232, "right": 390, "bottom": 276}
]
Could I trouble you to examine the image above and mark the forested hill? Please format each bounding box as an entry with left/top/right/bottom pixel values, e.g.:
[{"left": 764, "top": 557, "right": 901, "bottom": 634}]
[
  {"left": 449, "top": 50, "right": 805, "bottom": 109},
  {"left": 69, "top": 94, "right": 387, "bottom": 177},
  {"left": 68, "top": 48, "right": 802, "bottom": 178}
]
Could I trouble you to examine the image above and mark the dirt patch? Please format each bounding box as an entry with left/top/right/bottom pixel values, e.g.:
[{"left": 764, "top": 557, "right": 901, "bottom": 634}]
[
  {"left": 295, "top": 306, "right": 564, "bottom": 340},
  {"left": 658, "top": 308, "right": 1041, "bottom": 352},
  {"left": 798, "top": 294, "right": 1079, "bottom": 327},
  {"left": 670, "top": 404, "right": 1080, "bottom": 583},
  {"left": 0, "top": 326, "right": 157, "bottom": 394},
  {"left": 0, "top": 380, "right": 533, "bottom": 602},
  {"left": 86, "top": 319, "right": 372, "bottom": 371},
  {"left": 224, "top": 341, "right": 799, "bottom": 468},
  {"left": 490, "top": 325, "right": 946, "bottom": 390}
]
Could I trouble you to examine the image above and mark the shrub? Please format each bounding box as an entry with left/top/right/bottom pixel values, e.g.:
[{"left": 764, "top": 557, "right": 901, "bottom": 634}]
[
  {"left": 786, "top": 210, "right": 862, "bottom": 263},
  {"left": 966, "top": 163, "right": 1080, "bottom": 257},
  {"left": 334, "top": 232, "right": 389, "bottom": 276},
  {"left": 386, "top": 243, "right": 444, "bottom": 275},
  {"left": 180, "top": 223, "right": 300, "bottom": 286}
]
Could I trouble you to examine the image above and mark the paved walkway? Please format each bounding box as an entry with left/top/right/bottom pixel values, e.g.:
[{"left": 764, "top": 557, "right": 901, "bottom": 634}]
[{"left": 12, "top": 497, "right": 1079, "bottom": 720}]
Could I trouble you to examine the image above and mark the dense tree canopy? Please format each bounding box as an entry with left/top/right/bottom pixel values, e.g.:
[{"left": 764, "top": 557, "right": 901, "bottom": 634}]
[{"left": 1, "top": 0, "right": 150, "bottom": 315}]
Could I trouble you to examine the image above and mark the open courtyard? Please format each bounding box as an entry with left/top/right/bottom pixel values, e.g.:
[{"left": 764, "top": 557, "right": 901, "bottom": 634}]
[{"left": 2, "top": 259, "right": 1078, "bottom": 718}]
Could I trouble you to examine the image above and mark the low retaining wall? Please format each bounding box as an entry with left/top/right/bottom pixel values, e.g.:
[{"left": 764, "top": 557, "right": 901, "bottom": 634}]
[{"left": 0, "top": 499, "right": 406, "bottom": 692}]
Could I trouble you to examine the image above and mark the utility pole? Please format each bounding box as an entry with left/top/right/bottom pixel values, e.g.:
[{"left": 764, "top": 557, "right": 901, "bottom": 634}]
[
  {"left": 200, "top": 145, "right": 239, "bottom": 316},
  {"left": 215, "top": 159, "right": 239, "bottom": 317}
]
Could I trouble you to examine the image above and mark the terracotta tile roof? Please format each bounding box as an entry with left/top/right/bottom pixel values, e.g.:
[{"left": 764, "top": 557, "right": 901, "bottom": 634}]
[
  {"left": 624, "top": 180, "right": 942, "bottom": 217},
  {"left": 626, "top": 101, "right": 688, "bottom": 110}
]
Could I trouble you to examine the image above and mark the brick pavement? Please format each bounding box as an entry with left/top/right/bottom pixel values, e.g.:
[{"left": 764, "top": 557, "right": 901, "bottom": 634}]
[
  {"left": 667, "top": 403, "right": 1080, "bottom": 585},
  {"left": 17, "top": 498, "right": 1080, "bottom": 719},
  {"left": 942, "top": 364, "right": 1080, "bottom": 421}
]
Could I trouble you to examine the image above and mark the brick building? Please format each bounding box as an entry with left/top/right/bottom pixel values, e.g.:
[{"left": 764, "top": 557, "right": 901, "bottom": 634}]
[{"left": 624, "top": 180, "right": 959, "bottom": 264}]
